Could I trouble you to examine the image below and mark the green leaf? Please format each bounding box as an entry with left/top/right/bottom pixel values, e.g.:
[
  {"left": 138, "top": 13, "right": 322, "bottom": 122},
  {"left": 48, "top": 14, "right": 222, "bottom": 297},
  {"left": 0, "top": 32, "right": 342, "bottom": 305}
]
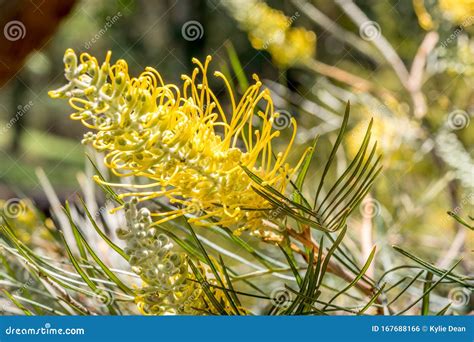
[
  {"left": 393, "top": 246, "right": 471, "bottom": 288},
  {"left": 214, "top": 226, "right": 281, "bottom": 270},
  {"left": 435, "top": 303, "right": 452, "bottom": 315},
  {"left": 325, "top": 154, "right": 382, "bottom": 230},
  {"left": 70, "top": 223, "right": 133, "bottom": 296},
  {"left": 184, "top": 220, "right": 240, "bottom": 315},
  {"left": 313, "top": 102, "right": 350, "bottom": 208},
  {"left": 278, "top": 245, "right": 303, "bottom": 287},
  {"left": 59, "top": 208, "right": 119, "bottom": 315},
  {"left": 1, "top": 221, "right": 101, "bottom": 302},
  {"left": 358, "top": 283, "right": 385, "bottom": 314},
  {"left": 324, "top": 245, "right": 376, "bottom": 309},
  {"left": 78, "top": 196, "right": 129, "bottom": 261},
  {"left": 422, "top": 271, "right": 434, "bottom": 315},
  {"left": 317, "top": 226, "right": 347, "bottom": 288},
  {"left": 2, "top": 289, "right": 33, "bottom": 315},
  {"left": 283, "top": 249, "right": 315, "bottom": 314},
  {"left": 86, "top": 155, "right": 123, "bottom": 205},
  {"left": 59, "top": 229, "right": 97, "bottom": 292},
  {"left": 225, "top": 41, "right": 249, "bottom": 91},
  {"left": 187, "top": 258, "right": 228, "bottom": 315},
  {"left": 317, "top": 118, "right": 373, "bottom": 214},
  {"left": 396, "top": 260, "right": 462, "bottom": 315},
  {"left": 218, "top": 255, "right": 242, "bottom": 307},
  {"left": 243, "top": 167, "right": 320, "bottom": 219},
  {"left": 250, "top": 186, "right": 329, "bottom": 231},
  {"left": 447, "top": 211, "right": 473, "bottom": 230},
  {"left": 314, "top": 236, "right": 325, "bottom": 287},
  {"left": 64, "top": 201, "right": 88, "bottom": 263},
  {"left": 388, "top": 271, "right": 424, "bottom": 306},
  {"left": 319, "top": 136, "right": 376, "bottom": 219},
  {"left": 293, "top": 136, "right": 319, "bottom": 206}
]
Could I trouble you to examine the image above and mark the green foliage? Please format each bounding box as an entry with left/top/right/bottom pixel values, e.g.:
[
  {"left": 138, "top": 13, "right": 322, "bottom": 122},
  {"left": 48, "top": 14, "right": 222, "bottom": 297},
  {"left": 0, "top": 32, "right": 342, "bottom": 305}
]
[{"left": 0, "top": 103, "right": 471, "bottom": 316}]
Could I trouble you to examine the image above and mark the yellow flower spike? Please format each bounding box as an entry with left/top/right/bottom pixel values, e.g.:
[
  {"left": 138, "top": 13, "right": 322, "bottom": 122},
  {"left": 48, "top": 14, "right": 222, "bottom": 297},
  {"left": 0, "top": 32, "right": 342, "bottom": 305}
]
[
  {"left": 50, "top": 49, "right": 308, "bottom": 238},
  {"left": 118, "top": 199, "right": 245, "bottom": 315}
]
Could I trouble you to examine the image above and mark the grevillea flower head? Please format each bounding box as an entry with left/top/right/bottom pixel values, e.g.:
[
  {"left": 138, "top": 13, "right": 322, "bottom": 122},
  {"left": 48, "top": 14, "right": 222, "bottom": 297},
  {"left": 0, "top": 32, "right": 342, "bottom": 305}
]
[
  {"left": 49, "top": 49, "right": 309, "bottom": 239},
  {"left": 117, "top": 199, "right": 238, "bottom": 315}
]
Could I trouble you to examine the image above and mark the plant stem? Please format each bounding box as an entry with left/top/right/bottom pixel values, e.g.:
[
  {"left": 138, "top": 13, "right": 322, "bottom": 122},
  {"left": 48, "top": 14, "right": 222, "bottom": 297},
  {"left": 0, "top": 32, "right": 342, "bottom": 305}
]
[
  {"left": 288, "top": 227, "right": 381, "bottom": 305},
  {"left": 304, "top": 58, "right": 393, "bottom": 101},
  {"left": 291, "top": 0, "right": 382, "bottom": 63}
]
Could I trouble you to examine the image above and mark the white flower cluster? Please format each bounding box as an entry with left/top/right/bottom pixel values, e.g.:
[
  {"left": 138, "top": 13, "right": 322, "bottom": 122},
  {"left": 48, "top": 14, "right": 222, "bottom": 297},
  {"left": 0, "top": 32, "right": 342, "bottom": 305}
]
[{"left": 117, "top": 198, "right": 204, "bottom": 314}]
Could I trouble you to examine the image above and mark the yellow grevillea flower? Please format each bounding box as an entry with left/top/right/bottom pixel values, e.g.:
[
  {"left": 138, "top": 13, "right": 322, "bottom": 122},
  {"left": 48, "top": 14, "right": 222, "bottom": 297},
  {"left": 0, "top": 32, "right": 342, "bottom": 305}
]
[
  {"left": 49, "top": 49, "right": 308, "bottom": 238},
  {"left": 118, "top": 199, "right": 238, "bottom": 315},
  {"left": 222, "top": 0, "right": 316, "bottom": 68}
]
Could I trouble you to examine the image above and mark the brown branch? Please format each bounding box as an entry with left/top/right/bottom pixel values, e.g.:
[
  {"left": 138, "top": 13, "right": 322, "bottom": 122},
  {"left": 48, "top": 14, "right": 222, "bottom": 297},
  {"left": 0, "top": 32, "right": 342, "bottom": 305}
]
[
  {"left": 38, "top": 271, "right": 97, "bottom": 315},
  {"left": 0, "top": 0, "right": 77, "bottom": 87},
  {"left": 304, "top": 59, "right": 395, "bottom": 101},
  {"left": 407, "top": 31, "right": 439, "bottom": 118},
  {"left": 287, "top": 228, "right": 380, "bottom": 304}
]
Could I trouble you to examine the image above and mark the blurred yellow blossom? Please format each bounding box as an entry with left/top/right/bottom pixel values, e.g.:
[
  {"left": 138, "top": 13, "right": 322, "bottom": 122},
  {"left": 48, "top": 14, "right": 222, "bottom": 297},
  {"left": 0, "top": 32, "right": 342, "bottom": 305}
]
[
  {"left": 222, "top": 0, "right": 316, "bottom": 68},
  {"left": 414, "top": 0, "right": 474, "bottom": 28},
  {"left": 346, "top": 106, "right": 421, "bottom": 164},
  {"left": 439, "top": 0, "right": 474, "bottom": 25},
  {"left": 0, "top": 199, "right": 38, "bottom": 244}
]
